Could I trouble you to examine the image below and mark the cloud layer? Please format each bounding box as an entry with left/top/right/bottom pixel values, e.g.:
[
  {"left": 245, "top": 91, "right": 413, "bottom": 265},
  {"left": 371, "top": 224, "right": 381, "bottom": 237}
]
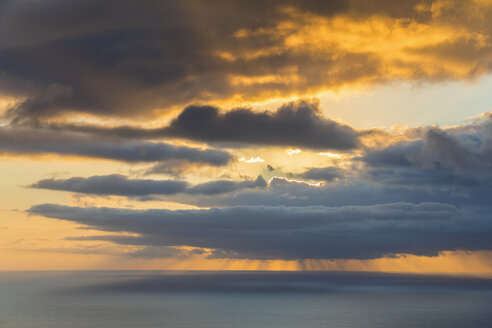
[
  {"left": 2, "top": 0, "right": 492, "bottom": 122},
  {"left": 361, "top": 122, "right": 492, "bottom": 187},
  {"left": 0, "top": 127, "right": 231, "bottom": 165},
  {"left": 31, "top": 174, "right": 266, "bottom": 196},
  {"left": 165, "top": 100, "right": 359, "bottom": 150},
  {"left": 38, "top": 100, "right": 360, "bottom": 150},
  {"left": 29, "top": 202, "right": 492, "bottom": 260}
]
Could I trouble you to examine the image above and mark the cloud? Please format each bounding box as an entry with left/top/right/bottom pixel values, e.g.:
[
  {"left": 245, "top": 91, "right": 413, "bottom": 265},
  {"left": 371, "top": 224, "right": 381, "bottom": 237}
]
[
  {"left": 0, "top": 127, "right": 232, "bottom": 165},
  {"left": 79, "top": 271, "right": 492, "bottom": 294},
  {"left": 40, "top": 117, "right": 489, "bottom": 208},
  {"left": 30, "top": 171, "right": 461, "bottom": 208},
  {"left": 2, "top": 0, "right": 492, "bottom": 122},
  {"left": 41, "top": 99, "right": 360, "bottom": 150},
  {"left": 361, "top": 120, "right": 492, "bottom": 187},
  {"left": 124, "top": 246, "right": 205, "bottom": 259},
  {"left": 28, "top": 202, "right": 492, "bottom": 260},
  {"left": 179, "top": 112, "right": 492, "bottom": 205},
  {"left": 294, "top": 166, "right": 345, "bottom": 181},
  {"left": 164, "top": 100, "right": 359, "bottom": 150},
  {"left": 31, "top": 175, "right": 188, "bottom": 196},
  {"left": 187, "top": 176, "right": 267, "bottom": 195},
  {"left": 30, "top": 174, "right": 266, "bottom": 196},
  {"left": 155, "top": 173, "right": 492, "bottom": 209}
]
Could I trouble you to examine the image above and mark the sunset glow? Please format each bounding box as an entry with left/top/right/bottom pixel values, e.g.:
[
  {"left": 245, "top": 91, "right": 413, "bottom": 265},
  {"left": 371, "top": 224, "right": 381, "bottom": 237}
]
[{"left": 1, "top": 0, "right": 492, "bottom": 278}]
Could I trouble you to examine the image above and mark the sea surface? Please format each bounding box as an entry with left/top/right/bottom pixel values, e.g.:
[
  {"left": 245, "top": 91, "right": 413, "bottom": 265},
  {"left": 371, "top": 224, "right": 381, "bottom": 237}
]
[{"left": 0, "top": 271, "right": 491, "bottom": 328}]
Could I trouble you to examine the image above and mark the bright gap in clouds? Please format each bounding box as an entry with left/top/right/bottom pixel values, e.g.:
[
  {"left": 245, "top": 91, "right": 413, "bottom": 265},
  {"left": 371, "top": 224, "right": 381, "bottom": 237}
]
[{"left": 318, "top": 75, "right": 492, "bottom": 129}]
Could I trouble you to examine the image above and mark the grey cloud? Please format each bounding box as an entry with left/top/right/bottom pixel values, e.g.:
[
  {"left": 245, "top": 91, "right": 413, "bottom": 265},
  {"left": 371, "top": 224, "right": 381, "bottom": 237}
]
[
  {"left": 28, "top": 202, "right": 492, "bottom": 260},
  {"left": 295, "top": 166, "right": 345, "bottom": 181},
  {"left": 364, "top": 126, "right": 492, "bottom": 171},
  {"left": 187, "top": 176, "right": 267, "bottom": 195},
  {"left": 0, "top": 127, "right": 231, "bottom": 165},
  {"left": 30, "top": 174, "right": 266, "bottom": 197},
  {"left": 164, "top": 100, "right": 359, "bottom": 150},
  {"left": 41, "top": 100, "right": 360, "bottom": 150},
  {"left": 31, "top": 175, "right": 188, "bottom": 196},
  {"left": 78, "top": 271, "right": 492, "bottom": 295},
  {"left": 32, "top": 173, "right": 447, "bottom": 208},
  {"left": 125, "top": 246, "right": 205, "bottom": 259},
  {"left": 361, "top": 123, "right": 492, "bottom": 188},
  {"left": 367, "top": 167, "right": 472, "bottom": 186},
  {"left": 363, "top": 141, "right": 423, "bottom": 168},
  {"left": 159, "top": 175, "right": 492, "bottom": 209}
]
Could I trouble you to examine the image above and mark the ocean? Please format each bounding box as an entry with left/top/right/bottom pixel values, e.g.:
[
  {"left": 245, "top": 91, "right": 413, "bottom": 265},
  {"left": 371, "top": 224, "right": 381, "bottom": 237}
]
[{"left": 1, "top": 271, "right": 491, "bottom": 328}]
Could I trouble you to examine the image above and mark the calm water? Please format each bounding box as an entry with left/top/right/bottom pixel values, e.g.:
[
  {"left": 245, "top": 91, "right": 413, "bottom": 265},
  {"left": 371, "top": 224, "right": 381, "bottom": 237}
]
[{"left": 1, "top": 271, "right": 491, "bottom": 328}]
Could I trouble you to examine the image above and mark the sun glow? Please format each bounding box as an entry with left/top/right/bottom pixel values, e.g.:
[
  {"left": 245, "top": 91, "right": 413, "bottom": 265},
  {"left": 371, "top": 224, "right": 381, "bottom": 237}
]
[{"left": 239, "top": 157, "right": 265, "bottom": 163}]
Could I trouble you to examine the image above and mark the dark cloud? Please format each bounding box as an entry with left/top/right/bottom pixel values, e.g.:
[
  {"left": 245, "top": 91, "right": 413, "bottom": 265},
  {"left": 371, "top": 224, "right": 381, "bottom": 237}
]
[
  {"left": 43, "top": 118, "right": 490, "bottom": 208},
  {"left": 366, "top": 167, "right": 483, "bottom": 187},
  {"left": 183, "top": 114, "right": 492, "bottom": 204},
  {"left": 30, "top": 174, "right": 266, "bottom": 196},
  {"left": 362, "top": 129, "right": 491, "bottom": 171},
  {"left": 124, "top": 246, "right": 205, "bottom": 259},
  {"left": 187, "top": 175, "right": 267, "bottom": 195},
  {"left": 80, "top": 271, "right": 492, "bottom": 294},
  {"left": 31, "top": 175, "right": 188, "bottom": 196},
  {"left": 28, "top": 202, "right": 492, "bottom": 260},
  {"left": 32, "top": 173, "right": 457, "bottom": 208},
  {"left": 34, "top": 99, "right": 361, "bottom": 150},
  {"left": 295, "top": 166, "right": 345, "bottom": 181},
  {"left": 0, "top": 0, "right": 347, "bottom": 122},
  {"left": 0, "top": 127, "right": 231, "bottom": 165},
  {"left": 164, "top": 100, "right": 359, "bottom": 150},
  {"left": 361, "top": 123, "right": 492, "bottom": 187},
  {"left": 152, "top": 173, "right": 492, "bottom": 209},
  {"left": 2, "top": 0, "right": 491, "bottom": 122}
]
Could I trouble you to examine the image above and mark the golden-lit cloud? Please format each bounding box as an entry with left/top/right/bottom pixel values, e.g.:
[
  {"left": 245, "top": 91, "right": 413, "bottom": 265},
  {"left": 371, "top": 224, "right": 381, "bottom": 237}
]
[
  {"left": 2, "top": 0, "right": 492, "bottom": 122},
  {"left": 222, "top": 6, "right": 491, "bottom": 98}
]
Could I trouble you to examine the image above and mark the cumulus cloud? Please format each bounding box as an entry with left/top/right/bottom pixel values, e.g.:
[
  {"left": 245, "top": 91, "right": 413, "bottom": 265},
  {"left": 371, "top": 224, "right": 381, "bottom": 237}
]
[
  {"left": 0, "top": 127, "right": 232, "bottom": 165},
  {"left": 30, "top": 174, "right": 266, "bottom": 196},
  {"left": 164, "top": 100, "right": 359, "bottom": 150},
  {"left": 361, "top": 120, "right": 492, "bottom": 187},
  {"left": 28, "top": 202, "right": 492, "bottom": 260}
]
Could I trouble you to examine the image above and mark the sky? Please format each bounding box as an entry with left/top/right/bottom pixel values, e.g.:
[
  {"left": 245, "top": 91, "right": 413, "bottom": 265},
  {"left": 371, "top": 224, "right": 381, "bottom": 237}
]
[{"left": 2, "top": 0, "right": 492, "bottom": 274}]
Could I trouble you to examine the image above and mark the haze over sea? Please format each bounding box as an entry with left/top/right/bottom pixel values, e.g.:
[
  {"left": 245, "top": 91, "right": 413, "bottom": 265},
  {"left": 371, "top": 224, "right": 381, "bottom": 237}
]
[{"left": 1, "top": 271, "right": 491, "bottom": 328}]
